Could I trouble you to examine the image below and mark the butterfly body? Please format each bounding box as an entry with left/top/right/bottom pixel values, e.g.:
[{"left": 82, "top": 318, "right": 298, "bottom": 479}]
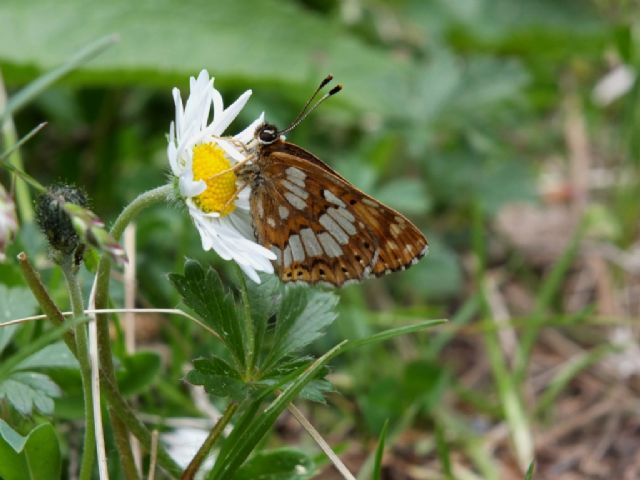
[{"left": 240, "top": 123, "right": 428, "bottom": 287}]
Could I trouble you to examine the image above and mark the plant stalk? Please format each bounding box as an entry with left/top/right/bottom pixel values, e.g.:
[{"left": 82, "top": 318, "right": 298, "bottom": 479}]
[
  {"left": 60, "top": 257, "right": 96, "bottom": 480},
  {"left": 181, "top": 402, "right": 239, "bottom": 480}
]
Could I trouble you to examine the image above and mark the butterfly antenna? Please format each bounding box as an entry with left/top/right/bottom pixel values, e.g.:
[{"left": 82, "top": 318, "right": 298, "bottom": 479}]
[{"left": 279, "top": 76, "right": 342, "bottom": 135}]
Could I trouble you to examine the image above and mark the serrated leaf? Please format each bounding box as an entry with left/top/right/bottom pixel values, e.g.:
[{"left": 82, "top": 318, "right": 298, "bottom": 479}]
[
  {"left": 17, "top": 342, "right": 78, "bottom": 371},
  {"left": 0, "top": 372, "right": 60, "bottom": 415},
  {"left": 209, "top": 341, "right": 345, "bottom": 479},
  {"left": 246, "top": 274, "right": 281, "bottom": 360},
  {"left": 298, "top": 379, "right": 334, "bottom": 404},
  {"left": 187, "top": 356, "right": 247, "bottom": 400},
  {"left": 0, "top": 421, "right": 61, "bottom": 480},
  {"left": 235, "top": 448, "right": 314, "bottom": 480},
  {"left": 169, "top": 260, "right": 244, "bottom": 368},
  {"left": 0, "top": 286, "right": 38, "bottom": 354},
  {"left": 264, "top": 288, "right": 338, "bottom": 370}
]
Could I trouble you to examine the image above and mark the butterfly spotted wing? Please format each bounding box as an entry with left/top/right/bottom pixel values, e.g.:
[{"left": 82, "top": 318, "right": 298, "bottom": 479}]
[{"left": 246, "top": 133, "right": 428, "bottom": 286}]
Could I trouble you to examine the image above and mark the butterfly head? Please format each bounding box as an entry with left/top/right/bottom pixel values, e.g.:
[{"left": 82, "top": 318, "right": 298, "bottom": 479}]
[{"left": 255, "top": 123, "right": 280, "bottom": 145}]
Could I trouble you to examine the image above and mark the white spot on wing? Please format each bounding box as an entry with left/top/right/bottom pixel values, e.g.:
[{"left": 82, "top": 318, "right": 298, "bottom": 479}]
[
  {"left": 267, "top": 217, "right": 276, "bottom": 228},
  {"left": 362, "top": 198, "right": 378, "bottom": 207},
  {"left": 284, "top": 192, "right": 306, "bottom": 210},
  {"left": 318, "top": 232, "right": 342, "bottom": 257},
  {"left": 282, "top": 179, "right": 308, "bottom": 200},
  {"left": 300, "top": 228, "right": 322, "bottom": 257},
  {"left": 319, "top": 213, "right": 349, "bottom": 245},
  {"left": 283, "top": 246, "right": 292, "bottom": 268},
  {"left": 323, "top": 189, "right": 346, "bottom": 208},
  {"left": 278, "top": 205, "right": 289, "bottom": 220},
  {"left": 286, "top": 166, "right": 306, "bottom": 181},
  {"left": 327, "top": 207, "right": 356, "bottom": 235},
  {"left": 288, "top": 234, "right": 305, "bottom": 262}
]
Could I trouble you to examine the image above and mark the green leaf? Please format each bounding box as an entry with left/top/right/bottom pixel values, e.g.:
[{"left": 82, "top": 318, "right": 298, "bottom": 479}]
[
  {"left": 209, "top": 341, "right": 346, "bottom": 479},
  {"left": 0, "top": 286, "right": 38, "bottom": 354},
  {"left": 372, "top": 420, "right": 389, "bottom": 480},
  {"left": 17, "top": 342, "right": 78, "bottom": 371},
  {"left": 246, "top": 274, "right": 281, "bottom": 361},
  {"left": 170, "top": 260, "right": 245, "bottom": 368},
  {"left": 264, "top": 288, "right": 338, "bottom": 370},
  {"left": 187, "top": 356, "right": 247, "bottom": 400},
  {"left": 0, "top": 372, "right": 60, "bottom": 415},
  {"left": 524, "top": 461, "right": 535, "bottom": 480},
  {"left": 117, "top": 351, "right": 161, "bottom": 395},
  {"left": 235, "top": 448, "right": 314, "bottom": 480},
  {"left": 0, "top": 421, "right": 61, "bottom": 480},
  {"left": 0, "top": 0, "right": 422, "bottom": 118}
]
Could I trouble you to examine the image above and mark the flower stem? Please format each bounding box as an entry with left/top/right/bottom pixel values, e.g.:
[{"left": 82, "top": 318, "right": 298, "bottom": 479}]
[
  {"left": 60, "top": 257, "right": 95, "bottom": 480},
  {"left": 237, "top": 271, "right": 255, "bottom": 377},
  {"left": 181, "top": 402, "right": 239, "bottom": 480},
  {"left": 18, "top": 252, "right": 182, "bottom": 477},
  {"left": 93, "top": 185, "right": 173, "bottom": 478}
]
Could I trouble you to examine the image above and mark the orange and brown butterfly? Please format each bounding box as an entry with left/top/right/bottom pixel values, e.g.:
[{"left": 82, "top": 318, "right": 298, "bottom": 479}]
[{"left": 239, "top": 76, "right": 428, "bottom": 286}]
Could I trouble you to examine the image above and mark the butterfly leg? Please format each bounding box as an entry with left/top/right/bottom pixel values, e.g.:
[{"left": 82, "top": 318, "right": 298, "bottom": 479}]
[
  {"left": 221, "top": 181, "right": 250, "bottom": 212},
  {"left": 205, "top": 154, "right": 256, "bottom": 181}
]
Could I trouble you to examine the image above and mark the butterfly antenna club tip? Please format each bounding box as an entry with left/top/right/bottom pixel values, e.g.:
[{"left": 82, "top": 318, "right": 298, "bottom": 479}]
[
  {"left": 328, "top": 84, "right": 342, "bottom": 96},
  {"left": 319, "top": 74, "right": 334, "bottom": 89}
]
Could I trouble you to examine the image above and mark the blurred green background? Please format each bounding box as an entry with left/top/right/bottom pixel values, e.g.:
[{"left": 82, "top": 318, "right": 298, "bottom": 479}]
[{"left": 1, "top": 0, "right": 639, "bottom": 478}]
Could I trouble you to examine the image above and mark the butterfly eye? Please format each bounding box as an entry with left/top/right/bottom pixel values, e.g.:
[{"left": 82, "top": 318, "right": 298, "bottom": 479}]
[{"left": 256, "top": 124, "right": 279, "bottom": 144}]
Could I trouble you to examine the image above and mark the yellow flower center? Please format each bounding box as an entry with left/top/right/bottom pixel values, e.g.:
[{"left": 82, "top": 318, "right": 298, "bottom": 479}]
[{"left": 191, "top": 143, "right": 237, "bottom": 216}]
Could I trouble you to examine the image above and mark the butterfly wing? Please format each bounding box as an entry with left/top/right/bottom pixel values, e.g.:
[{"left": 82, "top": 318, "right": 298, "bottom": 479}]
[{"left": 250, "top": 143, "right": 428, "bottom": 286}]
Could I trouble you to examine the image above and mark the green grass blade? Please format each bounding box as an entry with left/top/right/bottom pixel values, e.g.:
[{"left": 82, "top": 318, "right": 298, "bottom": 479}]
[
  {"left": 372, "top": 420, "right": 389, "bottom": 480},
  {"left": 0, "top": 35, "right": 118, "bottom": 122},
  {"left": 341, "top": 318, "right": 447, "bottom": 352}
]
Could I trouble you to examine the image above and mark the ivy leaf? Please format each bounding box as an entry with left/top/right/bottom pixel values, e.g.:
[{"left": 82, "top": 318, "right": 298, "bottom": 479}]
[
  {"left": 0, "top": 286, "right": 38, "bottom": 355},
  {"left": 0, "top": 372, "right": 60, "bottom": 415},
  {"left": 169, "top": 260, "right": 245, "bottom": 369},
  {"left": 235, "top": 448, "right": 314, "bottom": 480},
  {"left": 186, "top": 356, "right": 247, "bottom": 400},
  {"left": 263, "top": 288, "right": 338, "bottom": 371}
]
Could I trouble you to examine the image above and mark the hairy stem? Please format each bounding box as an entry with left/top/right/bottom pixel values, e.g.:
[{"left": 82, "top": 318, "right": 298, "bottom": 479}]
[
  {"left": 60, "top": 257, "right": 96, "bottom": 480},
  {"left": 93, "top": 185, "right": 173, "bottom": 478}
]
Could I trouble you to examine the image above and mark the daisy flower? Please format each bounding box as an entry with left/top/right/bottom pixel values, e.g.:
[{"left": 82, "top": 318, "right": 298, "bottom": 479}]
[{"left": 168, "top": 70, "right": 275, "bottom": 282}]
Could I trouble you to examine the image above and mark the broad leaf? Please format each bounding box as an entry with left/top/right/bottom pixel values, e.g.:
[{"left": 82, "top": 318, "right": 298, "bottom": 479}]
[
  {"left": 170, "top": 260, "right": 245, "bottom": 368},
  {"left": 235, "top": 448, "right": 314, "bottom": 480},
  {"left": 0, "top": 420, "right": 61, "bottom": 480},
  {"left": 0, "top": 0, "right": 422, "bottom": 118},
  {"left": 17, "top": 342, "right": 78, "bottom": 371},
  {"left": 0, "top": 286, "right": 38, "bottom": 354}
]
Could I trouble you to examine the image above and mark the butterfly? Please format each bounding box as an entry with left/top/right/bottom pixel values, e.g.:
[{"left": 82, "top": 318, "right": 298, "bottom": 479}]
[{"left": 239, "top": 76, "right": 428, "bottom": 286}]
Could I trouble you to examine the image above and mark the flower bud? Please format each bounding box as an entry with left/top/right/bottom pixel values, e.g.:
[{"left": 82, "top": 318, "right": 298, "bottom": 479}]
[{"left": 35, "top": 184, "right": 88, "bottom": 256}]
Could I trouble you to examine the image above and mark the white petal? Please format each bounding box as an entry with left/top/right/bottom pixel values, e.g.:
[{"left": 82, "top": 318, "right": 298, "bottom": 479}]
[
  {"left": 179, "top": 176, "right": 206, "bottom": 197},
  {"left": 235, "top": 112, "right": 264, "bottom": 144},
  {"left": 213, "top": 90, "right": 252, "bottom": 135},
  {"left": 216, "top": 138, "right": 246, "bottom": 162}
]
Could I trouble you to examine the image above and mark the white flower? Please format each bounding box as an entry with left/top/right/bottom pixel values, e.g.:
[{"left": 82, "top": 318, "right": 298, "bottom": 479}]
[
  {"left": 168, "top": 70, "right": 275, "bottom": 282},
  {"left": 0, "top": 185, "right": 18, "bottom": 262}
]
